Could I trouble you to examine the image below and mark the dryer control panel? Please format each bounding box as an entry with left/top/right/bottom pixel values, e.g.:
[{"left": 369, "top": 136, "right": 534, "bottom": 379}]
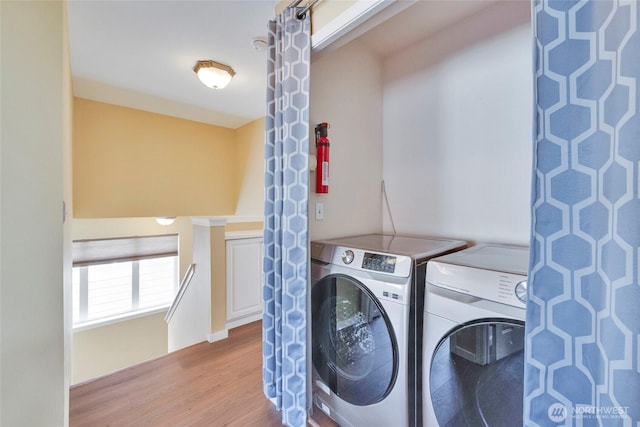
[
  {"left": 427, "top": 261, "right": 527, "bottom": 309},
  {"left": 425, "top": 244, "right": 529, "bottom": 309},
  {"left": 332, "top": 246, "right": 412, "bottom": 278}
]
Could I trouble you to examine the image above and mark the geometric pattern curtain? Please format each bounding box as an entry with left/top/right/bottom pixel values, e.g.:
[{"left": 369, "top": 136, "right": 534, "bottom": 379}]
[
  {"left": 525, "top": 1, "right": 640, "bottom": 425},
  {"left": 262, "top": 7, "right": 310, "bottom": 427}
]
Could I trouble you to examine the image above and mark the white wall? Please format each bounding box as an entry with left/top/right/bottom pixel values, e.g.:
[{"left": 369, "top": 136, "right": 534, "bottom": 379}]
[
  {"left": 309, "top": 40, "right": 384, "bottom": 240},
  {"left": 382, "top": 20, "right": 532, "bottom": 245},
  {"left": 167, "top": 224, "right": 213, "bottom": 351},
  {"left": 1, "top": 1, "right": 66, "bottom": 425},
  {"left": 63, "top": 4, "right": 74, "bottom": 423}
]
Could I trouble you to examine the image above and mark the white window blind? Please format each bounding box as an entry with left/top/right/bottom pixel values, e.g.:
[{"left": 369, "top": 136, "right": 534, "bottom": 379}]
[
  {"left": 72, "top": 234, "right": 178, "bottom": 266},
  {"left": 72, "top": 235, "right": 179, "bottom": 326}
]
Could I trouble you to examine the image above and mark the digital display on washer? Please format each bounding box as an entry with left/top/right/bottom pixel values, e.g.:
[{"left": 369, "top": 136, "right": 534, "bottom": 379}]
[{"left": 362, "top": 252, "right": 396, "bottom": 273}]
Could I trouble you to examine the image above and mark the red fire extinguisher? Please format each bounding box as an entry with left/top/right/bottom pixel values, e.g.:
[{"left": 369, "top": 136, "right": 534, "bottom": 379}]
[{"left": 315, "top": 122, "right": 330, "bottom": 194}]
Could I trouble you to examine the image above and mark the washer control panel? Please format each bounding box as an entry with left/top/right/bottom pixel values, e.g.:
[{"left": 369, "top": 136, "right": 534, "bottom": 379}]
[
  {"left": 341, "top": 249, "right": 355, "bottom": 265},
  {"left": 362, "top": 252, "right": 396, "bottom": 273},
  {"left": 332, "top": 246, "right": 412, "bottom": 278}
]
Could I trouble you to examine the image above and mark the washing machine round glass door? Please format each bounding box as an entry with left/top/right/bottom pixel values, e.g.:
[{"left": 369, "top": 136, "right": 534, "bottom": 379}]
[
  {"left": 430, "top": 319, "right": 525, "bottom": 427},
  {"left": 312, "top": 273, "right": 398, "bottom": 406}
]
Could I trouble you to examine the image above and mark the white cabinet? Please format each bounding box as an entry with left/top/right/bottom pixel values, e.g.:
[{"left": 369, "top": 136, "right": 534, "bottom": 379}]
[{"left": 226, "top": 233, "right": 263, "bottom": 328}]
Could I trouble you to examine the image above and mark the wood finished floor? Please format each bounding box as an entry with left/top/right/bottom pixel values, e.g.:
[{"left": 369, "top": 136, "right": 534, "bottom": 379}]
[{"left": 70, "top": 321, "right": 337, "bottom": 427}]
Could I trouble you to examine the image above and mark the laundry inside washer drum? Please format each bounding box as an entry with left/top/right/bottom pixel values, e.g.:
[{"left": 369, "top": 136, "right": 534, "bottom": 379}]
[
  {"left": 312, "top": 275, "right": 397, "bottom": 407},
  {"left": 320, "top": 297, "right": 376, "bottom": 381}
]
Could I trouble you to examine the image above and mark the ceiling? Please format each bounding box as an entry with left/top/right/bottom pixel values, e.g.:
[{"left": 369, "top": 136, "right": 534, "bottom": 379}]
[
  {"left": 357, "top": 0, "right": 496, "bottom": 57},
  {"left": 67, "top": 0, "right": 279, "bottom": 129},
  {"left": 67, "top": 0, "right": 497, "bottom": 130}
]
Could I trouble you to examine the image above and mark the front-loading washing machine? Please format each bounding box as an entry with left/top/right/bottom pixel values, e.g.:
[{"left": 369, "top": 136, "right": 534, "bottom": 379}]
[
  {"left": 423, "top": 243, "right": 529, "bottom": 427},
  {"left": 310, "top": 234, "right": 466, "bottom": 427}
]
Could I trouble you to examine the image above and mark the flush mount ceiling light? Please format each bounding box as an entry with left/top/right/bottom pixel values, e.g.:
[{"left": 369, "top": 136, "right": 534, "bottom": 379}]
[
  {"left": 193, "top": 60, "right": 235, "bottom": 90},
  {"left": 155, "top": 217, "right": 176, "bottom": 226}
]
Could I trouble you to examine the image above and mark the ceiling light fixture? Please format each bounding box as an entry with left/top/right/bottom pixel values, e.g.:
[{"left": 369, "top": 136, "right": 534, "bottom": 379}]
[
  {"left": 155, "top": 217, "right": 176, "bottom": 226},
  {"left": 193, "top": 60, "right": 235, "bottom": 90}
]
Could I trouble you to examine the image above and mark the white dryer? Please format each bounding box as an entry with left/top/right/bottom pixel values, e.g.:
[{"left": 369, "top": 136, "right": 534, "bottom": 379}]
[
  {"left": 423, "top": 244, "right": 529, "bottom": 427},
  {"left": 310, "top": 234, "right": 466, "bottom": 427}
]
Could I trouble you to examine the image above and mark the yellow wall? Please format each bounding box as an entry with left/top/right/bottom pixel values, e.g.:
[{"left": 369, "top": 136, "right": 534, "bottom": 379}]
[
  {"left": 234, "top": 117, "right": 265, "bottom": 216},
  {"left": 71, "top": 104, "right": 266, "bottom": 384},
  {"left": 72, "top": 312, "right": 168, "bottom": 384},
  {"left": 210, "top": 226, "right": 228, "bottom": 333},
  {"left": 226, "top": 221, "right": 264, "bottom": 232},
  {"left": 73, "top": 98, "right": 238, "bottom": 218}
]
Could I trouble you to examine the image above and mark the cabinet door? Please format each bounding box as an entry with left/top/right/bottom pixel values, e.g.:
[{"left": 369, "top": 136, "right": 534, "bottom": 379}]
[{"left": 226, "top": 237, "right": 263, "bottom": 322}]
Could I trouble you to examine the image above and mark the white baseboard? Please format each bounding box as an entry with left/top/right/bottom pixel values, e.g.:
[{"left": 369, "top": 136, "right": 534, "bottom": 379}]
[
  {"left": 226, "top": 312, "right": 262, "bottom": 330},
  {"left": 207, "top": 329, "right": 229, "bottom": 343},
  {"left": 207, "top": 312, "right": 262, "bottom": 343}
]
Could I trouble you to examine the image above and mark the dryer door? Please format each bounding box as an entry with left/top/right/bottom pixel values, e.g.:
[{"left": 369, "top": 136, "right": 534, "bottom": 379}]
[
  {"left": 312, "top": 273, "right": 398, "bottom": 406},
  {"left": 430, "top": 319, "right": 525, "bottom": 427}
]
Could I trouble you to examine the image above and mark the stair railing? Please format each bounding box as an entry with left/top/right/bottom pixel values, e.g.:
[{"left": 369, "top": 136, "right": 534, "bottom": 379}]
[{"left": 165, "top": 263, "right": 196, "bottom": 323}]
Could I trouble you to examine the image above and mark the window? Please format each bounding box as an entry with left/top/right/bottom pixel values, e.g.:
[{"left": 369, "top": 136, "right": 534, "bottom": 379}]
[{"left": 72, "top": 234, "right": 179, "bottom": 326}]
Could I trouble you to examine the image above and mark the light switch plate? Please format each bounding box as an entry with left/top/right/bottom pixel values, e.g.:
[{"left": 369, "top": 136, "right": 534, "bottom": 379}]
[{"left": 315, "top": 201, "right": 324, "bottom": 220}]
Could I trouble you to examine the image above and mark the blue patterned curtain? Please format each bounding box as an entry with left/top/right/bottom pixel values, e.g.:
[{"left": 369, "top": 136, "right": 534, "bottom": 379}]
[
  {"left": 525, "top": 1, "right": 640, "bottom": 425},
  {"left": 262, "top": 7, "right": 310, "bottom": 427}
]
